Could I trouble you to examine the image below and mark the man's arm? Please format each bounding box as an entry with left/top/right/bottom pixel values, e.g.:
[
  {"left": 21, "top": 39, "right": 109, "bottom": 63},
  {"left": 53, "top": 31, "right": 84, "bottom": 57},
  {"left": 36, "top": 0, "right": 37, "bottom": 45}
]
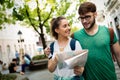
[{"left": 113, "top": 41, "right": 120, "bottom": 68}]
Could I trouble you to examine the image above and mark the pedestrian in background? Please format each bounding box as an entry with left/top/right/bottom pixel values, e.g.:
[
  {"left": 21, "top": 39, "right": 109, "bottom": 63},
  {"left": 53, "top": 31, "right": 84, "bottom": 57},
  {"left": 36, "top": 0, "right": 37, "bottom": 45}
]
[
  {"left": 15, "top": 51, "right": 19, "bottom": 65},
  {"left": 0, "top": 60, "right": 3, "bottom": 72},
  {"left": 24, "top": 53, "right": 31, "bottom": 61},
  {"left": 8, "top": 58, "right": 18, "bottom": 73},
  {"left": 20, "top": 55, "right": 30, "bottom": 75}
]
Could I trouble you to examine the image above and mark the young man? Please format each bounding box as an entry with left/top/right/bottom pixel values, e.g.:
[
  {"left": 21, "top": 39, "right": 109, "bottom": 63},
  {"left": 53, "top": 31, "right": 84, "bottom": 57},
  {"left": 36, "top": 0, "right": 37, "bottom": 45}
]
[{"left": 73, "top": 2, "right": 120, "bottom": 80}]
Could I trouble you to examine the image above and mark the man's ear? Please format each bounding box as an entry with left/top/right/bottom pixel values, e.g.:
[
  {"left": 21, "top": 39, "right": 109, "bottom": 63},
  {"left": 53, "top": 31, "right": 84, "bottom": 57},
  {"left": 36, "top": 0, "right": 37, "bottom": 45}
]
[{"left": 94, "top": 12, "right": 97, "bottom": 18}]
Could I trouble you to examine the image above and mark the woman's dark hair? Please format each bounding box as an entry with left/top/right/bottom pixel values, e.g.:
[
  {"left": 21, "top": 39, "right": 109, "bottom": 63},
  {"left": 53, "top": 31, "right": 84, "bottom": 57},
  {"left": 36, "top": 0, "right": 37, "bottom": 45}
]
[
  {"left": 78, "top": 2, "right": 96, "bottom": 15},
  {"left": 50, "top": 16, "right": 66, "bottom": 39}
]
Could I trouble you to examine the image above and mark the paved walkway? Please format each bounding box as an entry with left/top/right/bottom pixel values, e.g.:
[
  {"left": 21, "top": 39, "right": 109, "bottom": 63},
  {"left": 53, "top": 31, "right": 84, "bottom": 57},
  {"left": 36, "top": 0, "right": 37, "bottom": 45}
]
[
  {"left": 1, "top": 66, "right": 53, "bottom": 80},
  {"left": 114, "top": 62, "right": 120, "bottom": 80},
  {"left": 1, "top": 63, "right": 120, "bottom": 80},
  {"left": 25, "top": 69, "right": 53, "bottom": 80}
]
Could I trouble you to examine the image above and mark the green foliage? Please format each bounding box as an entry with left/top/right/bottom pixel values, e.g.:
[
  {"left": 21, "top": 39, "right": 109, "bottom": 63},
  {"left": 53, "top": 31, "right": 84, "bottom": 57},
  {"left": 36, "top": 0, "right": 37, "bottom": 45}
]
[
  {"left": 56, "top": 1, "right": 70, "bottom": 16},
  {"left": 0, "top": 0, "right": 87, "bottom": 48},
  {"left": 13, "top": 8, "right": 24, "bottom": 21},
  {"left": 71, "top": 26, "right": 80, "bottom": 33},
  {"left": 0, "top": 0, "right": 14, "bottom": 9},
  {"left": 0, "top": 0, "right": 14, "bottom": 30},
  {"left": 0, "top": 72, "right": 17, "bottom": 80},
  {"left": 32, "top": 54, "right": 47, "bottom": 60}
]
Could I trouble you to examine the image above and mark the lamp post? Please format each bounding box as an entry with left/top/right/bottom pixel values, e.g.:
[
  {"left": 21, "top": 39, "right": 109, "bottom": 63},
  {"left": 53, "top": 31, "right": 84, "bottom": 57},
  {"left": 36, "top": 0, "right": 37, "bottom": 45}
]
[{"left": 17, "top": 30, "right": 24, "bottom": 64}]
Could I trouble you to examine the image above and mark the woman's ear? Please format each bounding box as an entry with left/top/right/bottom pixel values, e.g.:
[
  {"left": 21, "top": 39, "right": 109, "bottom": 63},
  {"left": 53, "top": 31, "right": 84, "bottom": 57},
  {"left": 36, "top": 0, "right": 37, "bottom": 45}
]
[{"left": 55, "top": 28, "right": 59, "bottom": 33}]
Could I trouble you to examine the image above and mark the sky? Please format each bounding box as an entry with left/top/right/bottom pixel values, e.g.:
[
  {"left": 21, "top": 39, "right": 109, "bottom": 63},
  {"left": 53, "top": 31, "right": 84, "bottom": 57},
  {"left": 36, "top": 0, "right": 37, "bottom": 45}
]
[{"left": 89, "top": 0, "right": 106, "bottom": 11}]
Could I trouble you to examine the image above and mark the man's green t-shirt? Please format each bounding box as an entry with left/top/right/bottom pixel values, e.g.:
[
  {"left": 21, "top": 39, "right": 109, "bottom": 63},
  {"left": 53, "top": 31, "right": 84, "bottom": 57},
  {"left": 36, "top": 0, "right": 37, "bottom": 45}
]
[{"left": 74, "top": 25, "right": 117, "bottom": 80}]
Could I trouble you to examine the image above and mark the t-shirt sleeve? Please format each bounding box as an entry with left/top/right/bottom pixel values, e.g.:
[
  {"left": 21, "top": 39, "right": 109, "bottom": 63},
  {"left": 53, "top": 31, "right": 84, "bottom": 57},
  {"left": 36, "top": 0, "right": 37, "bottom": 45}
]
[{"left": 75, "top": 40, "right": 82, "bottom": 50}]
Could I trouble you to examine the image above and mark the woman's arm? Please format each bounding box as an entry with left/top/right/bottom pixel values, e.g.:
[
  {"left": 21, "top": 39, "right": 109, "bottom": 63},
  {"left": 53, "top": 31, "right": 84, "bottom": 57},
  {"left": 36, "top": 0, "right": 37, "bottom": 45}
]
[
  {"left": 48, "top": 56, "right": 58, "bottom": 73},
  {"left": 44, "top": 45, "right": 58, "bottom": 72}
]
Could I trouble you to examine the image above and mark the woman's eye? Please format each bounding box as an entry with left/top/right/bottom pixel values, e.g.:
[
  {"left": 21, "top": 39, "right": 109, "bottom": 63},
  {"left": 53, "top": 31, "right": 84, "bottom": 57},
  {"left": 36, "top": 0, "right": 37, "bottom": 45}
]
[{"left": 63, "top": 25, "right": 67, "bottom": 28}]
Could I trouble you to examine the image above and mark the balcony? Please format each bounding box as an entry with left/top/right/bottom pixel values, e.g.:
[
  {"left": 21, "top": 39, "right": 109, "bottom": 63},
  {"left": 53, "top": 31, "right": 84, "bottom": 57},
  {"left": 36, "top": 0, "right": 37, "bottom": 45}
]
[{"left": 105, "top": 0, "right": 118, "bottom": 11}]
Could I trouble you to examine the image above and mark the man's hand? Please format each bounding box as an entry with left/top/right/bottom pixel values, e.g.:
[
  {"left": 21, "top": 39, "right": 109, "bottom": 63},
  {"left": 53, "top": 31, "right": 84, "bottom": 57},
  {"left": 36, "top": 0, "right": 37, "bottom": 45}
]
[{"left": 74, "top": 66, "right": 84, "bottom": 76}]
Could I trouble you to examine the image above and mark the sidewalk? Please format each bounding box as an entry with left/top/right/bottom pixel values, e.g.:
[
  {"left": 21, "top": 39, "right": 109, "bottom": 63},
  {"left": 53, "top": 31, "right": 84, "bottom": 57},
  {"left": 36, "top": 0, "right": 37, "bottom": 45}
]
[
  {"left": 114, "top": 62, "right": 120, "bottom": 80},
  {"left": 25, "top": 69, "right": 53, "bottom": 80},
  {"left": 1, "top": 65, "right": 54, "bottom": 80},
  {"left": 2, "top": 64, "right": 119, "bottom": 80}
]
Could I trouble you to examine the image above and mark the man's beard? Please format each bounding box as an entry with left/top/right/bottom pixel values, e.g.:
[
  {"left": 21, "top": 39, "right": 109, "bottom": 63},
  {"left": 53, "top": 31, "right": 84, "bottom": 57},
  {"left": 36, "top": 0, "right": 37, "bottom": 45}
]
[{"left": 87, "top": 18, "right": 95, "bottom": 30}]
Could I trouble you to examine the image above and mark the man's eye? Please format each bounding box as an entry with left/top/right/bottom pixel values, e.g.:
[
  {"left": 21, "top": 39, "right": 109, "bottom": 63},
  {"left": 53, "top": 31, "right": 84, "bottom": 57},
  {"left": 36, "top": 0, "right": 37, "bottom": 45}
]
[{"left": 85, "top": 16, "right": 91, "bottom": 19}]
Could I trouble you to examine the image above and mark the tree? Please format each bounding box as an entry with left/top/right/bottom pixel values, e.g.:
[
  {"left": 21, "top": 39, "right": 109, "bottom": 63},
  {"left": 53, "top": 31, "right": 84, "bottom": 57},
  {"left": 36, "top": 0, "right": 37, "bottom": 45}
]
[
  {"left": 0, "top": 0, "right": 14, "bottom": 29},
  {"left": 1, "top": 0, "right": 86, "bottom": 49}
]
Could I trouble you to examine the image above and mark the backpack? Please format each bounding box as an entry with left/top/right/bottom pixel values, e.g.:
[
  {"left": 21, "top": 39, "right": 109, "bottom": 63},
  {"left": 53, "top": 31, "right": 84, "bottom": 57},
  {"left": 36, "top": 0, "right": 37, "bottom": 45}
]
[
  {"left": 50, "top": 39, "right": 76, "bottom": 55},
  {"left": 108, "top": 27, "right": 116, "bottom": 61}
]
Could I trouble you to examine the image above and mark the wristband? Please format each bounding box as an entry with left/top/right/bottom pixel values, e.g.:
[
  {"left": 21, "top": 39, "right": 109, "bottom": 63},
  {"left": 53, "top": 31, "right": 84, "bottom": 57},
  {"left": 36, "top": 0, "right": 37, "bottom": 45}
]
[{"left": 48, "top": 54, "right": 52, "bottom": 59}]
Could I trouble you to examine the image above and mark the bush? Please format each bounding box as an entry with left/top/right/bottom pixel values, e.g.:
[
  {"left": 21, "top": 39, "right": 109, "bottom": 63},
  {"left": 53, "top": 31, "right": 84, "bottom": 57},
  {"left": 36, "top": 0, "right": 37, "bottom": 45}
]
[
  {"left": 32, "top": 54, "right": 47, "bottom": 60},
  {"left": 0, "top": 72, "right": 17, "bottom": 80},
  {"left": 0, "top": 72, "right": 29, "bottom": 80}
]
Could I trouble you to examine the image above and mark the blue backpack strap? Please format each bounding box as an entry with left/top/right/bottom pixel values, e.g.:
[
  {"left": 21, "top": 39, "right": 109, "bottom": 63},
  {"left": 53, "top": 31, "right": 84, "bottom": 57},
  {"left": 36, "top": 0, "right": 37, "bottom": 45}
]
[
  {"left": 70, "top": 39, "right": 76, "bottom": 50},
  {"left": 50, "top": 42, "right": 54, "bottom": 55},
  {"left": 50, "top": 39, "right": 75, "bottom": 55}
]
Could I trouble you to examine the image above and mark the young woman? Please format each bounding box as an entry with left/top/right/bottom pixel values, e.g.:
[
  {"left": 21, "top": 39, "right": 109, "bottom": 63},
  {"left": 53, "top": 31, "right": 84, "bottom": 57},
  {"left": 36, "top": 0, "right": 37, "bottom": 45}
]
[{"left": 45, "top": 16, "right": 84, "bottom": 80}]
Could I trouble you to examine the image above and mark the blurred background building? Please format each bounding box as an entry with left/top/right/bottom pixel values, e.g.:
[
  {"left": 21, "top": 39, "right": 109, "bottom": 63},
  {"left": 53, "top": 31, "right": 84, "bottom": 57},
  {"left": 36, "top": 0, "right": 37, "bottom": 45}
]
[
  {"left": 0, "top": 22, "right": 49, "bottom": 66},
  {"left": 104, "top": 0, "right": 120, "bottom": 42}
]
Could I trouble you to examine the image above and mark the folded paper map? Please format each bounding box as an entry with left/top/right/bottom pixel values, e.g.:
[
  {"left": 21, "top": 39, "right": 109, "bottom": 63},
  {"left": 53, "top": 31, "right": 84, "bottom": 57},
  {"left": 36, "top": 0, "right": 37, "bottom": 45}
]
[{"left": 56, "top": 49, "right": 88, "bottom": 69}]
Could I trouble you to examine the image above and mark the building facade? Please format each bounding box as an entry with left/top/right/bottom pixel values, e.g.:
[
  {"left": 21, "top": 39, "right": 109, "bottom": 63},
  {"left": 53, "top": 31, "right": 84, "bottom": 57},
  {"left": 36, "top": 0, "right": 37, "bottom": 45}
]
[
  {"left": 104, "top": 0, "right": 120, "bottom": 41},
  {"left": 0, "top": 23, "right": 43, "bottom": 65}
]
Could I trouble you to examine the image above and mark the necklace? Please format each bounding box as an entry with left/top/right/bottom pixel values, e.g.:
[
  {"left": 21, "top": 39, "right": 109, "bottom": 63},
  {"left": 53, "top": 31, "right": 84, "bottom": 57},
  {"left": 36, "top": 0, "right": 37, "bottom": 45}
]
[
  {"left": 59, "top": 47, "right": 64, "bottom": 52},
  {"left": 58, "top": 39, "right": 68, "bottom": 52},
  {"left": 58, "top": 39, "right": 69, "bottom": 52}
]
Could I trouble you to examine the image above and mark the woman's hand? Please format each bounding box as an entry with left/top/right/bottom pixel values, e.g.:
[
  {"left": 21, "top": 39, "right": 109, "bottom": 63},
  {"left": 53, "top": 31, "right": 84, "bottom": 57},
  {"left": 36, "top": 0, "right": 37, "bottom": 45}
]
[
  {"left": 44, "top": 47, "right": 51, "bottom": 57},
  {"left": 74, "top": 66, "right": 84, "bottom": 76},
  {"left": 48, "top": 54, "right": 58, "bottom": 72}
]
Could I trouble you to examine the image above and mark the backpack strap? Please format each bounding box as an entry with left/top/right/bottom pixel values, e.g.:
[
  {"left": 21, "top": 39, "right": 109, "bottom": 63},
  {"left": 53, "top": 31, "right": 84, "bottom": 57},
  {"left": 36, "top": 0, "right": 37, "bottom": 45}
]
[
  {"left": 109, "top": 28, "right": 114, "bottom": 45},
  {"left": 50, "top": 42, "right": 54, "bottom": 55},
  {"left": 108, "top": 27, "right": 116, "bottom": 61},
  {"left": 50, "top": 39, "right": 76, "bottom": 55},
  {"left": 70, "top": 39, "right": 76, "bottom": 50}
]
